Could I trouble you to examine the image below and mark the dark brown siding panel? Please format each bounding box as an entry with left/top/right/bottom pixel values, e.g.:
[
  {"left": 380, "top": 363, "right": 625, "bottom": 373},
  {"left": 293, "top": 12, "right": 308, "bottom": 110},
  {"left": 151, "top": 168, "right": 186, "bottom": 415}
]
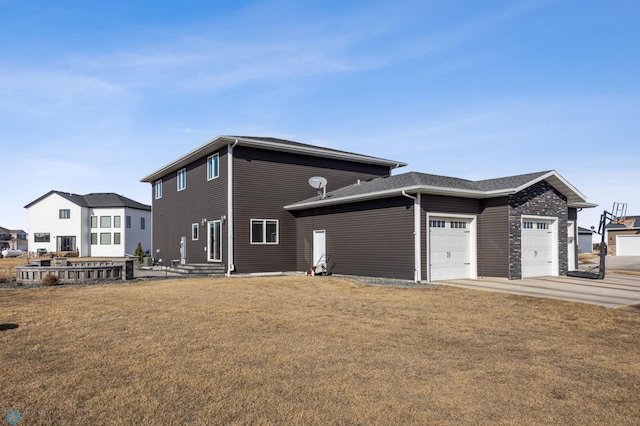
[
  {"left": 478, "top": 197, "right": 509, "bottom": 278},
  {"left": 232, "top": 146, "right": 392, "bottom": 273},
  {"left": 423, "top": 195, "right": 482, "bottom": 215},
  {"left": 294, "top": 197, "right": 415, "bottom": 279},
  {"left": 152, "top": 146, "right": 228, "bottom": 266}
]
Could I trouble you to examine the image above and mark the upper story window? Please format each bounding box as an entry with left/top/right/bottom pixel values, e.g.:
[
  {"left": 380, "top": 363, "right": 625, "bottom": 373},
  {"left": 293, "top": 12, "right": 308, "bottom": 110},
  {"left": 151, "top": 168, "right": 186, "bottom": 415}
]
[
  {"left": 100, "top": 216, "right": 111, "bottom": 228},
  {"left": 126, "top": 216, "right": 131, "bottom": 228},
  {"left": 207, "top": 154, "right": 219, "bottom": 180},
  {"left": 155, "top": 179, "right": 163, "bottom": 199},
  {"left": 59, "top": 209, "right": 71, "bottom": 219},
  {"left": 91, "top": 216, "right": 98, "bottom": 228},
  {"left": 141, "top": 217, "right": 146, "bottom": 229},
  {"left": 114, "top": 216, "right": 121, "bottom": 228},
  {"left": 251, "top": 219, "right": 279, "bottom": 244},
  {"left": 177, "top": 168, "right": 186, "bottom": 191}
]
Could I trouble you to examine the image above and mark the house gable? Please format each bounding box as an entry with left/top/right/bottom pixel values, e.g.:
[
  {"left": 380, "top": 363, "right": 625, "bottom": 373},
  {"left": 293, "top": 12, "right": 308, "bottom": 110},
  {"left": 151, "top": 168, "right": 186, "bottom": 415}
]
[{"left": 25, "top": 191, "right": 150, "bottom": 257}]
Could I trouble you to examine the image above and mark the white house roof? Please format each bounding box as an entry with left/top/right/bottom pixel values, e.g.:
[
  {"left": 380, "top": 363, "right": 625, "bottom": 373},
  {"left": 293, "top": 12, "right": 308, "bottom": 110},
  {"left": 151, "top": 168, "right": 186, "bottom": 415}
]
[
  {"left": 285, "top": 170, "right": 597, "bottom": 210},
  {"left": 140, "top": 135, "right": 407, "bottom": 183},
  {"left": 24, "top": 190, "right": 151, "bottom": 211}
]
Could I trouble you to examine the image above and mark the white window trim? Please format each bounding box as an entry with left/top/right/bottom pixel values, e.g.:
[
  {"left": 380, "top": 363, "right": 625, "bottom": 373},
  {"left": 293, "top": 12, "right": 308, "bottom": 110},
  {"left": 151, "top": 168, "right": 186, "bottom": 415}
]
[
  {"left": 177, "top": 168, "right": 186, "bottom": 191},
  {"left": 250, "top": 219, "right": 279, "bottom": 245},
  {"left": 155, "top": 179, "right": 163, "bottom": 199},
  {"left": 192, "top": 223, "right": 199, "bottom": 241},
  {"left": 208, "top": 220, "right": 222, "bottom": 262},
  {"left": 207, "top": 153, "right": 219, "bottom": 181}
]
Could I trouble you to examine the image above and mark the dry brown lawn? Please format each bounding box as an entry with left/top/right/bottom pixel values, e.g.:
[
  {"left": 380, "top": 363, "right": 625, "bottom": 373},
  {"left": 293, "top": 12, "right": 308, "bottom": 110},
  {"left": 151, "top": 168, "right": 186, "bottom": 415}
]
[{"left": 1, "top": 275, "right": 639, "bottom": 425}]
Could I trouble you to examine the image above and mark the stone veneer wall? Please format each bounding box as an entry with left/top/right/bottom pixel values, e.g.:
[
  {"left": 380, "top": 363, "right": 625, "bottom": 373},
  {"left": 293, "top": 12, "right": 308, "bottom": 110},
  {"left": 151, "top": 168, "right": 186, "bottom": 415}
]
[{"left": 508, "top": 181, "right": 568, "bottom": 280}]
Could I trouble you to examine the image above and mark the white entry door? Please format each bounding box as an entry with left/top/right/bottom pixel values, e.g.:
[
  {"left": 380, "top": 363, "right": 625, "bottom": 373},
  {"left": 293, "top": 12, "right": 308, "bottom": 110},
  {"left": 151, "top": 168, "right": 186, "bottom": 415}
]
[
  {"left": 180, "top": 236, "right": 187, "bottom": 265},
  {"left": 429, "top": 217, "right": 472, "bottom": 281},
  {"left": 208, "top": 220, "right": 222, "bottom": 262},
  {"left": 522, "top": 218, "right": 555, "bottom": 278},
  {"left": 567, "top": 221, "right": 576, "bottom": 271},
  {"left": 313, "top": 230, "right": 326, "bottom": 267}
]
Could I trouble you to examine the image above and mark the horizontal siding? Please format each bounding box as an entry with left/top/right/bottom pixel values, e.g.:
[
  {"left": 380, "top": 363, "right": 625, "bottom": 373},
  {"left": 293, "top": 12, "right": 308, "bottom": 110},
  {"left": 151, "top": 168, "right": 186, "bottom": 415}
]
[
  {"left": 478, "top": 197, "right": 509, "bottom": 278},
  {"left": 233, "top": 146, "right": 391, "bottom": 273},
  {"left": 152, "top": 146, "right": 228, "bottom": 266},
  {"left": 294, "top": 197, "right": 415, "bottom": 279},
  {"left": 420, "top": 195, "right": 482, "bottom": 277}
]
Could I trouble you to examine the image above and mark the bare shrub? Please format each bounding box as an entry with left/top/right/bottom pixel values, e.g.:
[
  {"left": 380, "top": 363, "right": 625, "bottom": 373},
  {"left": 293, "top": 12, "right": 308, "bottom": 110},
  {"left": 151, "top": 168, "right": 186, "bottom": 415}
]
[{"left": 41, "top": 273, "right": 60, "bottom": 286}]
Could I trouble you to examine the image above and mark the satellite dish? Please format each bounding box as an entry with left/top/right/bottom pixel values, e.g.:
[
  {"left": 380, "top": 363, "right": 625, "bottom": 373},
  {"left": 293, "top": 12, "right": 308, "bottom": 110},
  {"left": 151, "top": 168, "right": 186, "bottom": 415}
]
[{"left": 308, "top": 176, "right": 327, "bottom": 189}]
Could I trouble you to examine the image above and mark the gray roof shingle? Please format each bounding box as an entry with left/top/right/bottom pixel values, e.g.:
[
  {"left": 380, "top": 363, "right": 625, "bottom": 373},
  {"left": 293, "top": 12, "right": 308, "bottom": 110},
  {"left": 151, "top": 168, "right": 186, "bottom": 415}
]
[
  {"left": 294, "top": 170, "right": 551, "bottom": 203},
  {"left": 25, "top": 190, "right": 150, "bottom": 211}
]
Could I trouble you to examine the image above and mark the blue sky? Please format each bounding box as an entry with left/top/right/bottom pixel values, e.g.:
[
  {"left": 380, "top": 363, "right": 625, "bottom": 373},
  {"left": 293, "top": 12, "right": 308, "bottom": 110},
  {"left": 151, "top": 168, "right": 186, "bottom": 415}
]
[{"left": 1, "top": 0, "right": 638, "bottom": 232}]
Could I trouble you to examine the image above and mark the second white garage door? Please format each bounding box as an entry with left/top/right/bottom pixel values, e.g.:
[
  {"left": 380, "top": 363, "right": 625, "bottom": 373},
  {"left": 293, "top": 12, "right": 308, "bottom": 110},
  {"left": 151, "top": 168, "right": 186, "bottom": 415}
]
[
  {"left": 429, "top": 216, "right": 474, "bottom": 281},
  {"left": 521, "top": 218, "right": 556, "bottom": 278},
  {"left": 617, "top": 235, "right": 640, "bottom": 256}
]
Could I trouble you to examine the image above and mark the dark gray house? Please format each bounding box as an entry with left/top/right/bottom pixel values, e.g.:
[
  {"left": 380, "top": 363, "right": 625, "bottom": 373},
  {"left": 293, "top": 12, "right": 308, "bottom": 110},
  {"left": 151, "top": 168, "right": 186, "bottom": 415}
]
[{"left": 141, "top": 136, "right": 595, "bottom": 282}]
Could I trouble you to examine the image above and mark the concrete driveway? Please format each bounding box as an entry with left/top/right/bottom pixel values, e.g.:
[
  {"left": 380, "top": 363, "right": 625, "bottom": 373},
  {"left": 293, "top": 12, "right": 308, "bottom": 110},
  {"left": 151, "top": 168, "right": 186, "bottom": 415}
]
[
  {"left": 605, "top": 255, "right": 640, "bottom": 272},
  {"left": 446, "top": 273, "right": 640, "bottom": 308}
]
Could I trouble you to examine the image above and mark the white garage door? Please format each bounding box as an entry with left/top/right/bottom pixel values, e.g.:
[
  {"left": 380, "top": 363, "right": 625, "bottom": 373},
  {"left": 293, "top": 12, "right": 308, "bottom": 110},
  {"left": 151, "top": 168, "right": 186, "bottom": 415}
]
[
  {"left": 617, "top": 235, "right": 640, "bottom": 256},
  {"left": 522, "top": 219, "right": 554, "bottom": 278},
  {"left": 429, "top": 217, "right": 471, "bottom": 281}
]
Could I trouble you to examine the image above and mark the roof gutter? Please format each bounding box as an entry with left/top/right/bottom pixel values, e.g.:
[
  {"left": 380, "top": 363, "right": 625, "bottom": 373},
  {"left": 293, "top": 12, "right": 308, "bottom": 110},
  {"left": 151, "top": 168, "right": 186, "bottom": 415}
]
[
  {"left": 227, "top": 140, "right": 238, "bottom": 276},
  {"left": 402, "top": 191, "right": 422, "bottom": 283}
]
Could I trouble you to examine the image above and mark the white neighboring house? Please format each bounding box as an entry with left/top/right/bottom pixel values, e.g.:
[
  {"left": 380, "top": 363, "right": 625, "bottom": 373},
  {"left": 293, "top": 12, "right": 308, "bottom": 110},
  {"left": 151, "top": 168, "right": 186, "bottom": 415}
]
[{"left": 25, "top": 191, "right": 151, "bottom": 257}]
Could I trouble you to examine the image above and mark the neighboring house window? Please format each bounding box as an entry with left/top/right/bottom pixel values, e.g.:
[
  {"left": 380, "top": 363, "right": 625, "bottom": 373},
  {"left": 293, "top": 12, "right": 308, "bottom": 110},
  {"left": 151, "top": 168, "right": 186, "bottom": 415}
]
[
  {"left": 141, "top": 218, "right": 146, "bottom": 229},
  {"left": 114, "top": 233, "right": 121, "bottom": 245},
  {"left": 207, "top": 154, "right": 219, "bottom": 180},
  {"left": 59, "top": 209, "right": 71, "bottom": 219},
  {"left": 251, "top": 219, "right": 279, "bottom": 244},
  {"left": 114, "top": 216, "right": 121, "bottom": 228},
  {"left": 177, "top": 168, "right": 186, "bottom": 191},
  {"left": 91, "top": 216, "right": 98, "bottom": 228},
  {"left": 100, "top": 216, "right": 111, "bottom": 228},
  {"left": 155, "top": 179, "right": 163, "bottom": 199},
  {"left": 34, "top": 233, "right": 50, "bottom": 242},
  {"left": 192, "top": 223, "right": 199, "bottom": 240},
  {"left": 100, "top": 233, "right": 111, "bottom": 245},
  {"left": 126, "top": 216, "right": 131, "bottom": 228},
  {"left": 91, "top": 233, "right": 98, "bottom": 245}
]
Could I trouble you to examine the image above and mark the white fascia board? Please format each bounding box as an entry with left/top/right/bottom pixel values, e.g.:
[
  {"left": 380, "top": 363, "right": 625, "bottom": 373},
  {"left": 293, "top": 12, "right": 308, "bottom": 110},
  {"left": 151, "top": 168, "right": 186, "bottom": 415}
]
[
  {"left": 568, "top": 202, "right": 598, "bottom": 209},
  {"left": 140, "top": 136, "right": 233, "bottom": 182},
  {"left": 237, "top": 137, "right": 407, "bottom": 169},
  {"left": 141, "top": 136, "right": 407, "bottom": 182},
  {"left": 515, "top": 171, "right": 589, "bottom": 204},
  {"left": 284, "top": 185, "right": 515, "bottom": 210}
]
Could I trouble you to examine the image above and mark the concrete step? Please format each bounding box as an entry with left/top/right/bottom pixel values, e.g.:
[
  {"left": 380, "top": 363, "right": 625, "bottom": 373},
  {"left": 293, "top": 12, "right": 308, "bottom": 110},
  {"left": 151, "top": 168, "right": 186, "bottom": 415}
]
[{"left": 168, "top": 263, "right": 226, "bottom": 276}]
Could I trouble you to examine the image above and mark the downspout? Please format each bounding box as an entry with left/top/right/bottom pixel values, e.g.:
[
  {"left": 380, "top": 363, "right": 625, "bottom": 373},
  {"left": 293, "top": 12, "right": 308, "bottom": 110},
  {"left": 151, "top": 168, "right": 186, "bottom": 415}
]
[
  {"left": 402, "top": 191, "right": 421, "bottom": 283},
  {"left": 227, "top": 140, "right": 238, "bottom": 276}
]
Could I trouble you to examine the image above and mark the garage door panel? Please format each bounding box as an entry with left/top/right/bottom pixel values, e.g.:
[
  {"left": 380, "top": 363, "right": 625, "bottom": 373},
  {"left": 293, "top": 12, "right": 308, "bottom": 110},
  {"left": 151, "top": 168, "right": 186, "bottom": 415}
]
[
  {"left": 617, "top": 235, "right": 640, "bottom": 256},
  {"left": 429, "top": 216, "right": 472, "bottom": 281},
  {"left": 522, "top": 219, "right": 554, "bottom": 278}
]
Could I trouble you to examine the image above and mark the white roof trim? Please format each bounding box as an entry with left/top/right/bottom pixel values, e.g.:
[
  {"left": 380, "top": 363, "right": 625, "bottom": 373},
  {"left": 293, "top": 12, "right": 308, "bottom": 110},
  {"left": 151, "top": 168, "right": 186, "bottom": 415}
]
[
  {"left": 284, "top": 171, "right": 594, "bottom": 211},
  {"left": 141, "top": 136, "right": 406, "bottom": 182}
]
